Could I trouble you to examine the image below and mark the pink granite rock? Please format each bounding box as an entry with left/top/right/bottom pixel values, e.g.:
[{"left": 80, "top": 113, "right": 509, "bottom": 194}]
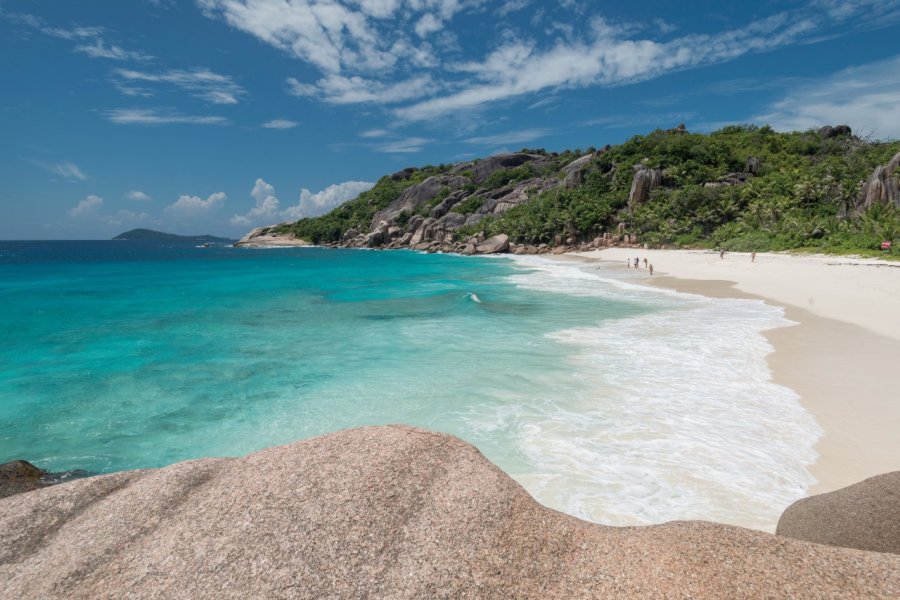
[{"left": 1, "top": 425, "right": 897, "bottom": 599}]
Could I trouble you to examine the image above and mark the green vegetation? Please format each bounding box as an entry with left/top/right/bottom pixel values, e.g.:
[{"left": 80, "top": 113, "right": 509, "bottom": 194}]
[
  {"left": 462, "top": 126, "right": 900, "bottom": 255},
  {"left": 454, "top": 195, "right": 484, "bottom": 214},
  {"left": 274, "top": 126, "right": 900, "bottom": 256}
]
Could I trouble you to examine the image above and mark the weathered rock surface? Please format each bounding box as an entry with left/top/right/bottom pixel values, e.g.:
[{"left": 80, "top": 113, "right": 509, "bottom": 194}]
[
  {"left": 371, "top": 175, "right": 469, "bottom": 228},
  {"left": 0, "top": 460, "right": 46, "bottom": 499},
  {"left": 562, "top": 153, "right": 595, "bottom": 188},
  {"left": 745, "top": 156, "right": 761, "bottom": 175},
  {"left": 628, "top": 164, "right": 663, "bottom": 205},
  {"left": 1, "top": 426, "right": 898, "bottom": 599},
  {"left": 475, "top": 234, "right": 509, "bottom": 254},
  {"left": 777, "top": 471, "right": 900, "bottom": 554},
  {"left": 451, "top": 152, "right": 550, "bottom": 184},
  {"left": 234, "top": 226, "right": 311, "bottom": 248},
  {"left": 860, "top": 151, "right": 900, "bottom": 210},
  {"left": 479, "top": 177, "right": 558, "bottom": 215},
  {"left": 818, "top": 124, "right": 853, "bottom": 139}
]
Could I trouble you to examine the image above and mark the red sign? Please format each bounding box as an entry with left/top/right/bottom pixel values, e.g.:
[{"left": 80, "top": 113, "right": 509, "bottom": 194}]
[{"left": 882, "top": 241, "right": 893, "bottom": 250}]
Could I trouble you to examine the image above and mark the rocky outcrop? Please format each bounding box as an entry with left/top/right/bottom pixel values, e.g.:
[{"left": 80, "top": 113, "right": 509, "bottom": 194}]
[
  {"left": 860, "top": 151, "right": 900, "bottom": 210},
  {"left": 562, "top": 153, "right": 594, "bottom": 188},
  {"left": 1, "top": 461, "right": 92, "bottom": 499},
  {"left": 745, "top": 156, "right": 761, "bottom": 175},
  {"left": 0, "top": 461, "right": 46, "bottom": 499},
  {"left": 234, "top": 226, "right": 311, "bottom": 248},
  {"left": 371, "top": 175, "right": 469, "bottom": 229},
  {"left": 480, "top": 177, "right": 558, "bottom": 214},
  {"left": 777, "top": 471, "right": 900, "bottom": 554},
  {"left": 475, "top": 234, "right": 509, "bottom": 254},
  {"left": 1, "top": 426, "right": 897, "bottom": 599},
  {"left": 390, "top": 167, "right": 418, "bottom": 181},
  {"left": 237, "top": 151, "right": 601, "bottom": 254},
  {"left": 407, "top": 212, "right": 467, "bottom": 245},
  {"left": 818, "top": 125, "right": 853, "bottom": 139},
  {"left": 430, "top": 190, "right": 470, "bottom": 219},
  {"left": 450, "top": 153, "right": 551, "bottom": 184},
  {"left": 628, "top": 164, "right": 663, "bottom": 205}
]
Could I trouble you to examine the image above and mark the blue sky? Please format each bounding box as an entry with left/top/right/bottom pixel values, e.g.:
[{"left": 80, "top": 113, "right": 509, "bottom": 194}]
[{"left": 2, "top": 0, "right": 900, "bottom": 239}]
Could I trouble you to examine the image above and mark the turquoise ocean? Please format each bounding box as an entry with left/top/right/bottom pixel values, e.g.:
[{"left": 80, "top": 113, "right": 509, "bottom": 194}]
[{"left": 0, "top": 241, "right": 820, "bottom": 530}]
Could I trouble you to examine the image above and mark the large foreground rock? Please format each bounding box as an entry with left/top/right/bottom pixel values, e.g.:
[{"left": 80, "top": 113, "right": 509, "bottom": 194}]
[
  {"left": 777, "top": 471, "right": 900, "bottom": 554},
  {"left": 475, "top": 233, "right": 509, "bottom": 254},
  {"left": 1, "top": 426, "right": 898, "bottom": 599}
]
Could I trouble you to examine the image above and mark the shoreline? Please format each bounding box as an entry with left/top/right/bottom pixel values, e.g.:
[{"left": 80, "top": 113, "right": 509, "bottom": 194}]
[{"left": 570, "top": 248, "right": 900, "bottom": 495}]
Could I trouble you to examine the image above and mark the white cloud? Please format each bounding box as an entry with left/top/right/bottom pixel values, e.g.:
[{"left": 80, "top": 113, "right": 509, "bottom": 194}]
[
  {"left": 198, "top": 1, "right": 900, "bottom": 123},
  {"left": 394, "top": 11, "right": 826, "bottom": 121},
  {"left": 287, "top": 74, "right": 433, "bottom": 104},
  {"left": 165, "top": 192, "right": 227, "bottom": 217},
  {"left": 354, "top": 0, "right": 403, "bottom": 19},
  {"left": 10, "top": 13, "right": 102, "bottom": 40},
  {"left": 74, "top": 39, "right": 153, "bottom": 61},
  {"left": 378, "top": 137, "right": 431, "bottom": 153},
  {"left": 199, "top": 0, "right": 474, "bottom": 73},
  {"left": 230, "top": 178, "right": 375, "bottom": 225},
  {"left": 126, "top": 190, "right": 152, "bottom": 201},
  {"left": 360, "top": 128, "right": 390, "bottom": 138},
  {"left": 230, "top": 178, "right": 282, "bottom": 226},
  {"left": 39, "top": 161, "right": 87, "bottom": 181},
  {"left": 811, "top": 0, "right": 900, "bottom": 21},
  {"left": 114, "top": 68, "right": 246, "bottom": 104},
  {"left": 283, "top": 180, "right": 375, "bottom": 219},
  {"left": 69, "top": 195, "right": 103, "bottom": 217},
  {"left": 105, "top": 108, "right": 229, "bottom": 126},
  {"left": 414, "top": 14, "right": 442, "bottom": 38},
  {"left": 199, "top": 0, "right": 384, "bottom": 73},
  {"left": 55, "top": 162, "right": 88, "bottom": 180},
  {"left": 12, "top": 13, "right": 151, "bottom": 60},
  {"left": 262, "top": 119, "right": 299, "bottom": 129},
  {"left": 497, "top": 0, "right": 530, "bottom": 17},
  {"left": 465, "top": 128, "right": 552, "bottom": 146},
  {"left": 753, "top": 55, "right": 900, "bottom": 139}
]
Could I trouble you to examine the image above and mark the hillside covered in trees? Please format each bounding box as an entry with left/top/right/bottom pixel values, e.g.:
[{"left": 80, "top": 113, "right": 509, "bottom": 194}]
[{"left": 269, "top": 125, "right": 900, "bottom": 256}]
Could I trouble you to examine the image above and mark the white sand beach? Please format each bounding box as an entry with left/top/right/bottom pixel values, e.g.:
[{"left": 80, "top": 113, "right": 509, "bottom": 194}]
[{"left": 574, "top": 248, "right": 900, "bottom": 495}]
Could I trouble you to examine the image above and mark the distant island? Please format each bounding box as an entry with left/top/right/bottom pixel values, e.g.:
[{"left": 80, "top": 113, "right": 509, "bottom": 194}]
[{"left": 112, "top": 229, "right": 234, "bottom": 242}]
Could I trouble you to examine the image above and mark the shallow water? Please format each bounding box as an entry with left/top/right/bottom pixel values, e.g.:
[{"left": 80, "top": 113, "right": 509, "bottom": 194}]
[{"left": 0, "top": 241, "right": 819, "bottom": 530}]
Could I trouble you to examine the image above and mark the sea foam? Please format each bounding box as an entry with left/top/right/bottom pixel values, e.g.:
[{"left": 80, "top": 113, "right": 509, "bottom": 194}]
[{"left": 489, "top": 255, "right": 821, "bottom": 532}]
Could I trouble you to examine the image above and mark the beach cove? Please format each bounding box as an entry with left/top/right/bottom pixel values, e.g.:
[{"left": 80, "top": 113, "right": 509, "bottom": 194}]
[
  {"left": 570, "top": 248, "right": 900, "bottom": 495},
  {"left": 2, "top": 240, "right": 877, "bottom": 533}
]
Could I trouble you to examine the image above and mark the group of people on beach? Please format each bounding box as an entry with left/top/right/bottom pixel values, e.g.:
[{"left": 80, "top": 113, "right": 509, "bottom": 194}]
[
  {"left": 626, "top": 250, "right": 758, "bottom": 276},
  {"left": 627, "top": 256, "right": 653, "bottom": 276},
  {"left": 721, "top": 249, "right": 757, "bottom": 262}
]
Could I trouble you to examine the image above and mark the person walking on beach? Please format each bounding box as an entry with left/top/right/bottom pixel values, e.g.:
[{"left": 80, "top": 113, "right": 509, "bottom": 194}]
[
  {"left": 719, "top": 249, "right": 725, "bottom": 259},
  {"left": 634, "top": 257, "right": 640, "bottom": 268},
  {"left": 752, "top": 251, "right": 756, "bottom": 263},
  {"left": 643, "top": 258, "right": 648, "bottom": 268},
  {"left": 649, "top": 264, "right": 654, "bottom": 276}
]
